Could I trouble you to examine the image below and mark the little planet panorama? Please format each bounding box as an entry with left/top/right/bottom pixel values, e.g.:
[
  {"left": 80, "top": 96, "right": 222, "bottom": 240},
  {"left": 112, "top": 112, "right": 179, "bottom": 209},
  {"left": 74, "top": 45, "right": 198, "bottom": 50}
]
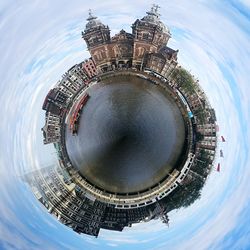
[{"left": 23, "top": 5, "right": 217, "bottom": 237}]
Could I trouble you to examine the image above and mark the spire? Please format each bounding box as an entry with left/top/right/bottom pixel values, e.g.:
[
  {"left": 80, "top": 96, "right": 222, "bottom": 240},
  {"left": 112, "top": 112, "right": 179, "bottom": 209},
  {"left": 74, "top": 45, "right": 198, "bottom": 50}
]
[
  {"left": 87, "top": 9, "right": 97, "bottom": 21},
  {"left": 85, "top": 9, "right": 105, "bottom": 31},
  {"left": 153, "top": 4, "right": 160, "bottom": 13},
  {"left": 142, "top": 4, "right": 161, "bottom": 24},
  {"left": 139, "top": 4, "right": 169, "bottom": 34},
  {"left": 146, "top": 4, "right": 161, "bottom": 18}
]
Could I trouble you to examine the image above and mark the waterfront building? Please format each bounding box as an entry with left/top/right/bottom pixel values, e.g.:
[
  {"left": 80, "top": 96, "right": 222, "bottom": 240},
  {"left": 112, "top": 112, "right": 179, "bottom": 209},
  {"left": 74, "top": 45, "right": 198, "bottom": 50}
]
[
  {"left": 68, "top": 64, "right": 89, "bottom": 83},
  {"left": 42, "top": 112, "right": 61, "bottom": 144},
  {"left": 82, "top": 58, "right": 97, "bottom": 78},
  {"left": 33, "top": 5, "right": 218, "bottom": 237},
  {"left": 42, "top": 88, "right": 68, "bottom": 111},
  {"left": 132, "top": 5, "right": 171, "bottom": 68},
  {"left": 82, "top": 10, "right": 111, "bottom": 72},
  {"left": 82, "top": 6, "right": 176, "bottom": 73},
  {"left": 197, "top": 123, "right": 216, "bottom": 136},
  {"left": 24, "top": 166, "right": 157, "bottom": 237}
]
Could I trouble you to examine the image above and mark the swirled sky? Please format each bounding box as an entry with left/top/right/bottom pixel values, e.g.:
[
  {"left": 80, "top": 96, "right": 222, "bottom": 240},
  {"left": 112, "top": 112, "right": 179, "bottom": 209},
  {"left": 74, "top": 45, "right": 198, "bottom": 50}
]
[{"left": 0, "top": 0, "right": 250, "bottom": 249}]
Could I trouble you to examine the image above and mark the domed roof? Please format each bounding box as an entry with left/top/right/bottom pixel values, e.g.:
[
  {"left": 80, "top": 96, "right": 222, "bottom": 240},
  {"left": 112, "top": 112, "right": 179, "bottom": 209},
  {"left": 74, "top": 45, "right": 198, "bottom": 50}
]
[
  {"left": 140, "top": 5, "right": 170, "bottom": 34},
  {"left": 158, "top": 20, "right": 168, "bottom": 33},
  {"left": 85, "top": 10, "right": 105, "bottom": 31}
]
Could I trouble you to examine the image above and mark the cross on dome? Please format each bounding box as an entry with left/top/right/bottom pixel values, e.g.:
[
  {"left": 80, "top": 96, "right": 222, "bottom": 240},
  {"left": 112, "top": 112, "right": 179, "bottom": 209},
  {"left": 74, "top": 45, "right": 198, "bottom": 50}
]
[
  {"left": 152, "top": 4, "right": 160, "bottom": 14},
  {"left": 146, "top": 4, "right": 161, "bottom": 18},
  {"left": 87, "top": 9, "right": 97, "bottom": 21}
]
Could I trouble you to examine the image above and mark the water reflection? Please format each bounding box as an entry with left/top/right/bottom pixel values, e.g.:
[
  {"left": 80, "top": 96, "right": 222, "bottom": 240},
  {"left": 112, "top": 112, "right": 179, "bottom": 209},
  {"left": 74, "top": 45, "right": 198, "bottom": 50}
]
[{"left": 66, "top": 76, "right": 186, "bottom": 193}]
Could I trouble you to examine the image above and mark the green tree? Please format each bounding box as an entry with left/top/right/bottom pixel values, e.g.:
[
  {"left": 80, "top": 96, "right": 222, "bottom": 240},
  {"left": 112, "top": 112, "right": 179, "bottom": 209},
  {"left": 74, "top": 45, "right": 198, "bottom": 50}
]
[{"left": 170, "top": 68, "right": 194, "bottom": 93}]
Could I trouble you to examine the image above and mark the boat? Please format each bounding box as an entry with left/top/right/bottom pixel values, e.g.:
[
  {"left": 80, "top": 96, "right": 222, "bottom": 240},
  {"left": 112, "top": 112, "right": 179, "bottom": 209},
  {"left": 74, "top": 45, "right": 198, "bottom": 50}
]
[{"left": 69, "top": 93, "right": 90, "bottom": 135}]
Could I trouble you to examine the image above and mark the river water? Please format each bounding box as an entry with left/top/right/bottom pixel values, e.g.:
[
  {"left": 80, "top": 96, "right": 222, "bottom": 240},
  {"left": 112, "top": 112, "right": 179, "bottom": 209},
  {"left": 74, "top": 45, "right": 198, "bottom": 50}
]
[{"left": 65, "top": 75, "right": 186, "bottom": 193}]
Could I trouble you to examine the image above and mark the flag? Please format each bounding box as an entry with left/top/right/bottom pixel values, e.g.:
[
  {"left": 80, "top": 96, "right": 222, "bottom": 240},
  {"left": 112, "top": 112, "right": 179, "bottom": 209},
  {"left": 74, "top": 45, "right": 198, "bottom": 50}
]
[{"left": 217, "top": 163, "right": 220, "bottom": 172}]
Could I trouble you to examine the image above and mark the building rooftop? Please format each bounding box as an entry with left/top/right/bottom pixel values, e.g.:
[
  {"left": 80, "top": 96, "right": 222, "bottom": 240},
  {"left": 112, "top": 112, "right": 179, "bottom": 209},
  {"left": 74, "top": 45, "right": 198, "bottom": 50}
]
[
  {"left": 85, "top": 9, "right": 106, "bottom": 31},
  {"left": 140, "top": 5, "right": 170, "bottom": 34}
]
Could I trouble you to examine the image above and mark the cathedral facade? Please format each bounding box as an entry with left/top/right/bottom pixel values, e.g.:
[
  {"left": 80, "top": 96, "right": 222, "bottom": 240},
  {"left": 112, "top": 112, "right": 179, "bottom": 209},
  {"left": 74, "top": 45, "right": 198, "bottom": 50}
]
[{"left": 82, "top": 5, "right": 178, "bottom": 76}]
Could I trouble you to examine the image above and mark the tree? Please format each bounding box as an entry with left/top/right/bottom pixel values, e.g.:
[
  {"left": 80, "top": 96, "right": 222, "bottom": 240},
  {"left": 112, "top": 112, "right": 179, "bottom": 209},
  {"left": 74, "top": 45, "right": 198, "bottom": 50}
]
[{"left": 170, "top": 68, "right": 194, "bottom": 93}]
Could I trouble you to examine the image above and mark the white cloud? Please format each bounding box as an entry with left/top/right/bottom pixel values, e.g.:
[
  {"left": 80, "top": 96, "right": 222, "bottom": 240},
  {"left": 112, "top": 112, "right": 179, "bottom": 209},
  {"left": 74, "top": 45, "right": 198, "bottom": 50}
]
[{"left": 0, "top": 0, "right": 250, "bottom": 250}]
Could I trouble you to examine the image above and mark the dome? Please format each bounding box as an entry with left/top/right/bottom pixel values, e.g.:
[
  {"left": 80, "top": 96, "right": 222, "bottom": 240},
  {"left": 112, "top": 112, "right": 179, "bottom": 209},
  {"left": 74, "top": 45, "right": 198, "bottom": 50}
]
[
  {"left": 85, "top": 10, "right": 105, "bottom": 30},
  {"left": 140, "top": 5, "right": 170, "bottom": 34},
  {"left": 65, "top": 75, "right": 186, "bottom": 194},
  {"left": 158, "top": 21, "right": 169, "bottom": 33}
]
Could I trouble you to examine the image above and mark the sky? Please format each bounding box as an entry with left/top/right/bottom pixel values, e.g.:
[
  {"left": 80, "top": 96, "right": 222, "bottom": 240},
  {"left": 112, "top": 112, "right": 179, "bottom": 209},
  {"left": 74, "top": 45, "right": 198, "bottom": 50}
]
[{"left": 0, "top": 0, "right": 250, "bottom": 249}]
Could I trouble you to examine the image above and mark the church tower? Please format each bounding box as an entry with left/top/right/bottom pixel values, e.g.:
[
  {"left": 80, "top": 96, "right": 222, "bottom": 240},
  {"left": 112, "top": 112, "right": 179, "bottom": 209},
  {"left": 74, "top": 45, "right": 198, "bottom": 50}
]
[
  {"left": 82, "top": 10, "right": 111, "bottom": 71},
  {"left": 131, "top": 5, "right": 171, "bottom": 69}
]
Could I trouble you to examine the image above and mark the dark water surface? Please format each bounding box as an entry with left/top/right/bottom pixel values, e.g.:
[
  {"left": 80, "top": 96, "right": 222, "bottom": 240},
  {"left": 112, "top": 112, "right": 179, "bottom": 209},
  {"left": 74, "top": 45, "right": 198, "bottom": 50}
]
[{"left": 65, "top": 75, "right": 185, "bottom": 193}]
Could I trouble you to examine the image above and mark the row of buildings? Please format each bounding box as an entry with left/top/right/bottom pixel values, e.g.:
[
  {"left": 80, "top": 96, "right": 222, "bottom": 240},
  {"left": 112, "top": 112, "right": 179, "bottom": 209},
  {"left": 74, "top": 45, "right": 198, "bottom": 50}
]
[
  {"left": 82, "top": 5, "right": 217, "bottom": 176},
  {"left": 82, "top": 6, "right": 178, "bottom": 76},
  {"left": 25, "top": 6, "right": 218, "bottom": 237},
  {"left": 41, "top": 5, "right": 179, "bottom": 146},
  {"left": 41, "top": 59, "right": 97, "bottom": 144},
  {"left": 36, "top": 66, "right": 215, "bottom": 235},
  {"left": 177, "top": 75, "right": 217, "bottom": 177},
  {"left": 23, "top": 165, "right": 168, "bottom": 237}
]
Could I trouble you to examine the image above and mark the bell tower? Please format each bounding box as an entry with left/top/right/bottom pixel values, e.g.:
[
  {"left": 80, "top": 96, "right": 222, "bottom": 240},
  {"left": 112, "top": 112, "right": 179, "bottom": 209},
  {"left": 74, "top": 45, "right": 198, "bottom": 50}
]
[
  {"left": 82, "top": 10, "right": 111, "bottom": 71},
  {"left": 132, "top": 5, "right": 171, "bottom": 69}
]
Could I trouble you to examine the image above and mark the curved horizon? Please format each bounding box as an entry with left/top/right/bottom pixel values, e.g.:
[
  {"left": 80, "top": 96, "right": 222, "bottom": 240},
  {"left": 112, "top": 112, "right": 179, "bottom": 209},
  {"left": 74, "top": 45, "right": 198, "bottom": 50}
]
[{"left": 0, "top": 1, "right": 249, "bottom": 249}]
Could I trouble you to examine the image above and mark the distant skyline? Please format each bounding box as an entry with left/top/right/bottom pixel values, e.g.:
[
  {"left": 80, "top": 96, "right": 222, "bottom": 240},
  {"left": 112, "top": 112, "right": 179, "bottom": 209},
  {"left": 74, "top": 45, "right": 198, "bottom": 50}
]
[{"left": 0, "top": 1, "right": 250, "bottom": 249}]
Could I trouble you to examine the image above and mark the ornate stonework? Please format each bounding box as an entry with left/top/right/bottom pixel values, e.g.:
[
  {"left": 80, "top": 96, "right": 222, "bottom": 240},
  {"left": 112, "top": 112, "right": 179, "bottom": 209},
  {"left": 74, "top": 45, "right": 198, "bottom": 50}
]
[{"left": 82, "top": 7, "right": 175, "bottom": 73}]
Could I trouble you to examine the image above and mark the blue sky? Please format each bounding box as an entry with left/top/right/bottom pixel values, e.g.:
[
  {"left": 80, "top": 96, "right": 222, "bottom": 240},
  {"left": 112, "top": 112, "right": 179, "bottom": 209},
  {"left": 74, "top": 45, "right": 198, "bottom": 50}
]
[{"left": 0, "top": 0, "right": 250, "bottom": 249}]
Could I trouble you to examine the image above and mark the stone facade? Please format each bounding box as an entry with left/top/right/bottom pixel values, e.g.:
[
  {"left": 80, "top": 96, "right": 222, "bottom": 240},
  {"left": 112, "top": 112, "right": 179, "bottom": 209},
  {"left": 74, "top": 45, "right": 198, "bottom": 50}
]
[
  {"left": 131, "top": 5, "right": 171, "bottom": 68},
  {"left": 42, "top": 61, "right": 93, "bottom": 144},
  {"left": 37, "top": 6, "right": 218, "bottom": 238},
  {"left": 23, "top": 166, "right": 105, "bottom": 236},
  {"left": 42, "top": 112, "right": 61, "bottom": 144},
  {"left": 24, "top": 166, "right": 154, "bottom": 237},
  {"left": 82, "top": 6, "right": 176, "bottom": 73}
]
